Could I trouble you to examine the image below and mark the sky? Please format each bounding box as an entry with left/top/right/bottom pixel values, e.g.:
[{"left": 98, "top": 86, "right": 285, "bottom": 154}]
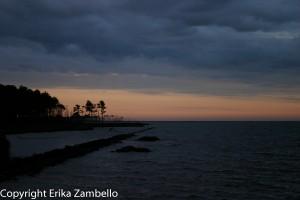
[{"left": 0, "top": 0, "right": 300, "bottom": 120}]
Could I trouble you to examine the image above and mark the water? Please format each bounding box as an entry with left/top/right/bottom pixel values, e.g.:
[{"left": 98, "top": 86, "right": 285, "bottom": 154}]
[{"left": 1, "top": 122, "right": 300, "bottom": 199}]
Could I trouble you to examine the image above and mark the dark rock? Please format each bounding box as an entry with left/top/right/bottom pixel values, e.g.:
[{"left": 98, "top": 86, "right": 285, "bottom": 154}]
[
  {"left": 114, "top": 146, "right": 151, "bottom": 153},
  {"left": 0, "top": 134, "right": 10, "bottom": 164},
  {"left": 137, "top": 136, "right": 160, "bottom": 141}
]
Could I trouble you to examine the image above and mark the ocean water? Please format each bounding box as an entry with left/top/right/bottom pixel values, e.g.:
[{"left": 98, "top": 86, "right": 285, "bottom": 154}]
[{"left": 1, "top": 122, "right": 300, "bottom": 199}]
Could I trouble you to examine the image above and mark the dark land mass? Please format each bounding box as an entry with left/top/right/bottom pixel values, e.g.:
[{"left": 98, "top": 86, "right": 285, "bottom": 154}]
[
  {"left": 0, "top": 84, "right": 146, "bottom": 135},
  {"left": 0, "top": 119, "right": 147, "bottom": 135},
  {"left": 0, "top": 127, "right": 154, "bottom": 182},
  {"left": 0, "top": 84, "right": 65, "bottom": 122},
  {"left": 0, "top": 119, "right": 92, "bottom": 135}
]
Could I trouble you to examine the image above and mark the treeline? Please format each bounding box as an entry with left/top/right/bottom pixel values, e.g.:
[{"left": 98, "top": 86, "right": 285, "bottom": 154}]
[
  {"left": 0, "top": 84, "right": 65, "bottom": 121},
  {"left": 72, "top": 100, "right": 125, "bottom": 122}
]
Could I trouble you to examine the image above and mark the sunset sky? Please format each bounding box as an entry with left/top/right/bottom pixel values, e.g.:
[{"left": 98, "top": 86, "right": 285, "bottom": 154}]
[{"left": 1, "top": 0, "right": 300, "bottom": 120}]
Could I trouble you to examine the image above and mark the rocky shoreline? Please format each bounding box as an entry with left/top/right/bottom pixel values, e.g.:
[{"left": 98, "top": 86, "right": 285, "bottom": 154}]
[{"left": 0, "top": 127, "right": 153, "bottom": 182}]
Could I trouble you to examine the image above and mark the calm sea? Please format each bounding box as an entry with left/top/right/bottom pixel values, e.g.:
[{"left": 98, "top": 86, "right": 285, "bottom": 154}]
[{"left": 1, "top": 122, "right": 300, "bottom": 199}]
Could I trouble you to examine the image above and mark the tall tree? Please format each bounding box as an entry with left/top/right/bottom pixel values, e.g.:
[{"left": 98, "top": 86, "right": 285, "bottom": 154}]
[
  {"left": 97, "top": 100, "right": 107, "bottom": 123},
  {"left": 0, "top": 84, "right": 66, "bottom": 121},
  {"left": 73, "top": 104, "right": 82, "bottom": 117},
  {"left": 85, "top": 100, "right": 96, "bottom": 116}
]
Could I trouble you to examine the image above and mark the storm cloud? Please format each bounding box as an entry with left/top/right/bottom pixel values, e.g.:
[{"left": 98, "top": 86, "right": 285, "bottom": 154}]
[{"left": 0, "top": 0, "right": 300, "bottom": 95}]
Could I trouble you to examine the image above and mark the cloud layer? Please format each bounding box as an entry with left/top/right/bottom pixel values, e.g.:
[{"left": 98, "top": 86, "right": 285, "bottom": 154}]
[{"left": 1, "top": 0, "right": 300, "bottom": 95}]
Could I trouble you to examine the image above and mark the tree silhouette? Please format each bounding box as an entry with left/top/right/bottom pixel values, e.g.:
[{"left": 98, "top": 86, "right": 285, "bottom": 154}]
[
  {"left": 97, "top": 100, "right": 107, "bottom": 123},
  {"left": 0, "top": 84, "right": 65, "bottom": 121},
  {"left": 0, "top": 84, "right": 116, "bottom": 124},
  {"left": 55, "top": 103, "right": 66, "bottom": 117},
  {"left": 85, "top": 100, "right": 96, "bottom": 116},
  {"left": 72, "top": 104, "right": 82, "bottom": 117}
]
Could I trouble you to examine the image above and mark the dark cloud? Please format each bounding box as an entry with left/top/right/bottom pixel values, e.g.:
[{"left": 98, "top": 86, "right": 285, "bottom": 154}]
[{"left": 0, "top": 0, "right": 300, "bottom": 94}]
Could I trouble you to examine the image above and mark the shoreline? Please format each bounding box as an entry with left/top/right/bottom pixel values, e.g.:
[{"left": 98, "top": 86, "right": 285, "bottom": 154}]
[
  {"left": 0, "top": 127, "right": 154, "bottom": 182},
  {"left": 0, "top": 120, "right": 147, "bottom": 135}
]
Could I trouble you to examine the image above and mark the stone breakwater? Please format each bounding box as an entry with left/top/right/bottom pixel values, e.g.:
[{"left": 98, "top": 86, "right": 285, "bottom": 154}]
[{"left": 0, "top": 127, "right": 154, "bottom": 182}]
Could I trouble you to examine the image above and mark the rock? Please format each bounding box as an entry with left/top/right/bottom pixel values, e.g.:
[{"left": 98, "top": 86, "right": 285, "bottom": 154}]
[
  {"left": 137, "top": 136, "right": 160, "bottom": 141},
  {"left": 114, "top": 146, "right": 151, "bottom": 153}
]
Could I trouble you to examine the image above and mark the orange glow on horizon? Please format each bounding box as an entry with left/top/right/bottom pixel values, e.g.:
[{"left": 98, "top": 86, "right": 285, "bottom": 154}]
[{"left": 40, "top": 88, "right": 300, "bottom": 121}]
